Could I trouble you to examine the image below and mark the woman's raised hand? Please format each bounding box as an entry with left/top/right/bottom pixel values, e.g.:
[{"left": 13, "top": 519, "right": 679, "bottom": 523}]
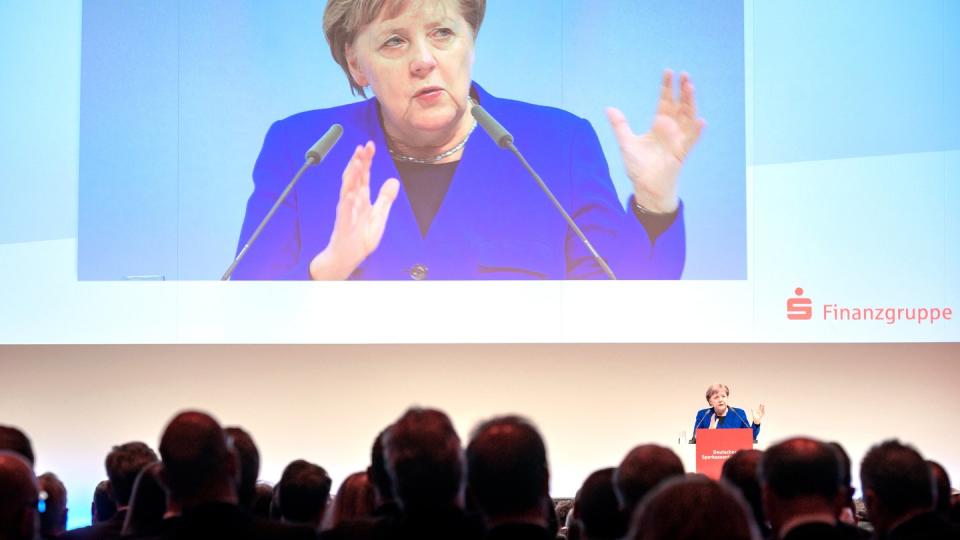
[
  {"left": 752, "top": 403, "right": 766, "bottom": 425},
  {"left": 309, "top": 142, "right": 400, "bottom": 280},
  {"left": 606, "top": 70, "right": 705, "bottom": 214}
]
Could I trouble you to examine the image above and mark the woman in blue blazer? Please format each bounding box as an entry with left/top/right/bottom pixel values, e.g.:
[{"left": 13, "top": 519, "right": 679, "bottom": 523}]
[
  {"left": 692, "top": 383, "right": 765, "bottom": 441},
  {"left": 233, "top": 0, "right": 703, "bottom": 280}
]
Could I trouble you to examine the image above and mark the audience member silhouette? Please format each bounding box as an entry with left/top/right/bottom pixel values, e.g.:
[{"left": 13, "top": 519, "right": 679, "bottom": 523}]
[
  {"left": 860, "top": 439, "right": 959, "bottom": 540},
  {"left": 0, "top": 427, "right": 34, "bottom": 467},
  {"left": 62, "top": 442, "right": 158, "bottom": 540},
  {"left": 156, "top": 410, "right": 314, "bottom": 540},
  {"left": 466, "top": 415, "right": 553, "bottom": 540},
  {"left": 827, "top": 442, "right": 859, "bottom": 526},
  {"left": 759, "top": 437, "right": 867, "bottom": 540},
  {"left": 323, "top": 472, "right": 376, "bottom": 531},
  {"left": 367, "top": 428, "right": 400, "bottom": 521},
  {"left": 276, "top": 460, "right": 331, "bottom": 530},
  {"left": 382, "top": 407, "right": 480, "bottom": 540},
  {"left": 721, "top": 449, "right": 770, "bottom": 539},
  {"left": 252, "top": 483, "right": 275, "bottom": 520},
  {"left": 0, "top": 451, "right": 38, "bottom": 540},
  {"left": 573, "top": 468, "right": 627, "bottom": 540},
  {"left": 38, "top": 472, "right": 68, "bottom": 539},
  {"left": 121, "top": 463, "right": 167, "bottom": 538},
  {"left": 226, "top": 427, "right": 261, "bottom": 512},
  {"left": 613, "top": 445, "right": 683, "bottom": 521},
  {"left": 627, "top": 475, "right": 758, "bottom": 540},
  {"left": 91, "top": 481, "right": 116, "bottom": 524}
]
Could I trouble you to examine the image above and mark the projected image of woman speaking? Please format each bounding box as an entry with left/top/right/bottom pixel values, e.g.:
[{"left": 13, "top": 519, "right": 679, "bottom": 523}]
[{"left": 231, "top": 0, "right": 704, "bottom": 280}]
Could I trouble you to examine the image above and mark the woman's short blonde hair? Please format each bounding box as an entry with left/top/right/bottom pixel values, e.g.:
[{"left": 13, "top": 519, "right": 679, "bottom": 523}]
[
  {"left": 705, "top": 383, "right": 730, "bottom": 404},
  {"left": 323, "top": 0, "right": 486, "bottom": 97}
]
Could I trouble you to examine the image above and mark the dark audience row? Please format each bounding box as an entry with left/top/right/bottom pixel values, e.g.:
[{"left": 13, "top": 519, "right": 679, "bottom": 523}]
[{"left": 1, "top": 409, "right": 958, "bottom": 540}]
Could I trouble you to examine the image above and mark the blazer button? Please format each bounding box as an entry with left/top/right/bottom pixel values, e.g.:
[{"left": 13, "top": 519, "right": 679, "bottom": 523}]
[{"left": 409, "top": 264, "right": 428, "bottom": 280}]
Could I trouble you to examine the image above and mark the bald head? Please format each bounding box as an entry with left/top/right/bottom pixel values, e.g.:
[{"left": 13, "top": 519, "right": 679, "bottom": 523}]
[
  {"left": 614, "top": 444, "right": 684, "bottom": 516},
  {"left": 760, "top": 437, "right": 841, "bottom": 502},
  {"left": 0, "top": 451, "right": 38, "bottom": 540},
  {"left": 159, "top": 411, "right": 237, "bottom": 505}
]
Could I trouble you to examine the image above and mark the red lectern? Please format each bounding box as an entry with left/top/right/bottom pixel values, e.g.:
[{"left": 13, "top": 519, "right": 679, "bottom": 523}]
[{"left": 695, "top": 428, "right": 754, "bottom": 479}]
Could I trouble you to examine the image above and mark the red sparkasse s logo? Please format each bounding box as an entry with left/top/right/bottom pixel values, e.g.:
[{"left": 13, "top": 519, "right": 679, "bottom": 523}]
[{"left": 787, "top": 287, "right": 813, "bottom": 320}]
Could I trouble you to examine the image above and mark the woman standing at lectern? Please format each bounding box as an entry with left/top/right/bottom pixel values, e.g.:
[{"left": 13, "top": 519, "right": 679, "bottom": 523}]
[{"left": 692, "top": 383, "right": 764, "bottom": 442}]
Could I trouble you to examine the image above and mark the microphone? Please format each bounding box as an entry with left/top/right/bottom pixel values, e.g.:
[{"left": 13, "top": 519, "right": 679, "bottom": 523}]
[
  {"left": 471, "top": 104, "right": 617, "bottom": 280},
  {"left": 729, "top": 405, "right": 758, "bottom": 443},
  {"left": 221, "top": 124, "right": 344, "bottom": 280},
  {"left": 689, "top": 409, "right": 711, "bottom": 444}
]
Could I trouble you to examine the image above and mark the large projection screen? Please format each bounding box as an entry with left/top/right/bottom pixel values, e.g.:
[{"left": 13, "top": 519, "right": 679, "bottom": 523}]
[{"left": 2, "top": 1, "right": 957, "bottom": 344}]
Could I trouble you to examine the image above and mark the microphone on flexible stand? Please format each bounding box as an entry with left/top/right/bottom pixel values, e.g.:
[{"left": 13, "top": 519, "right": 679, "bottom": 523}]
[
  {"left": 470, "top": 105, "right": 617, "bottom": 280},
  {"left": 729, "top": 405, "right": 758, "bottom": 443},
  {"left": 689, "top": 409, "right": 711, "bottom": 444},
  {"left": 221, "top": 124, "right": 344, "bottom": 280}
]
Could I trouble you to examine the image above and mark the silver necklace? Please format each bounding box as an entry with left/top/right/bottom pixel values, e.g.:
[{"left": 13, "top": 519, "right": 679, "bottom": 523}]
[{"left": 388, "top": 98, "right": 477, "bottom": 164}]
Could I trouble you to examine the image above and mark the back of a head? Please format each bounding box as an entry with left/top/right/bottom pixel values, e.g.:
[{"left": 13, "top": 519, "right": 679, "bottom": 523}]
[
  {"left": 760, "top": 437, "right": 841, "bottom": 503},
  {"left": 928, "top": 460, "right": 952, "bottom": 516},
  {"left": 105, "top": 441, "right": 159, "bottom": 507},
  {"left": 326, "top": 471, "right": 376, "bottom": 530},
  {"left": 92, "top": 480, "right": 117, "bottom": 523},
  {"left": 158, "top": 410, "right": 233, "bottom": 503},
  {"left": 0, "top": 426, "right": 34, "bottom": 467},
  {"left": 276, "top": 459, "right": 332, "bottom": 526},
  {"left": 368, "top": 427, "right": 393, "bottom": 504},
  {"left": 614, "top": 444, "right": 684, "bottom": 517},
  {"left": 384, "top": 407, "right": 463, "bottom": 514},
  {"left": 828, "top": 442, "right": 853, "bottom": 490},
  {"left": 122, "top": 462, "right": 167, "bottom": 537},
  {"left": 466, "top": 415, "right": 549, "bottom": 519},
  {"left": 721, "top": 449, "right": 765, "bottom": 529},
  {"left": 0, "top": 451, "right": 38, "bottom": 540},
  {"left": 38, "top": 472, "right": 68, "bottom": 537},
  {"left": 860, "top": 439, "right": 934, "bottom": 522},
  {"left": 225, "top": 426, "right": 260, "bottom": 509},
  {"left": 628, "top": 475, "right": 758, "bottom": 540},
  {"left": 574, "top": 468, "right": 626, "bottom": 540},
  {"left": 252, "top": 482, "right": 274, "bottom": 520}
]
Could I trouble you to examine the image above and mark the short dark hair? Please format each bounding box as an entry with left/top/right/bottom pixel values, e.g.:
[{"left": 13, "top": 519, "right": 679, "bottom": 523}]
[
  {"left": 828, "top": 442, "right": 852, "bottom": 488},
  {"left": 122, "top": 463, "right": 167, "bottom": 537},
  {"left": 225, "top": 427, "right": 260, "bottom": 509},
  {"left": 614, "top": 445, "right": 684, "bottom": 516},
  {"left": 276, "top": 459, "right": 332, "bottom": 524},
  {"left": 384, "top": 408, "right": 463, "bottom": 513},
  {"left": 467, "top": 416, "right": 549, "bottom": 518},
  {"left": 252, "top": 482, "right": 274, "bottom": 520},
  {"left": 105, "top": 442, "right": 159, "bottom": 506},
  {"left": 368, "top": 427, "right": 393, "bottom": 501},
  {"left": 38, "top": 472, "right": 68, "bottom": 536},
  {"left": 0, "top": 426, "right": 34, "bottom": 466},
  {"left": 92, "top": 480, "right": 117, "bottom": 523},
  {"left": 860, "top": 440, "right": 934, "bottom": 518},
  {"left": 158, "top": 411, "right": 233, "bottom": 501},
  {"left": 629, "top": 475, "right": 757, "bottom": 540},
  {"left": 575, "top": 468, "right": 627, "bottom": 540},
  {"left": 759, "top": 437, "right": 841, "bottom": 501},
  {"left": 721, "top": 449, "right": 765, "bottom": 530}
]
